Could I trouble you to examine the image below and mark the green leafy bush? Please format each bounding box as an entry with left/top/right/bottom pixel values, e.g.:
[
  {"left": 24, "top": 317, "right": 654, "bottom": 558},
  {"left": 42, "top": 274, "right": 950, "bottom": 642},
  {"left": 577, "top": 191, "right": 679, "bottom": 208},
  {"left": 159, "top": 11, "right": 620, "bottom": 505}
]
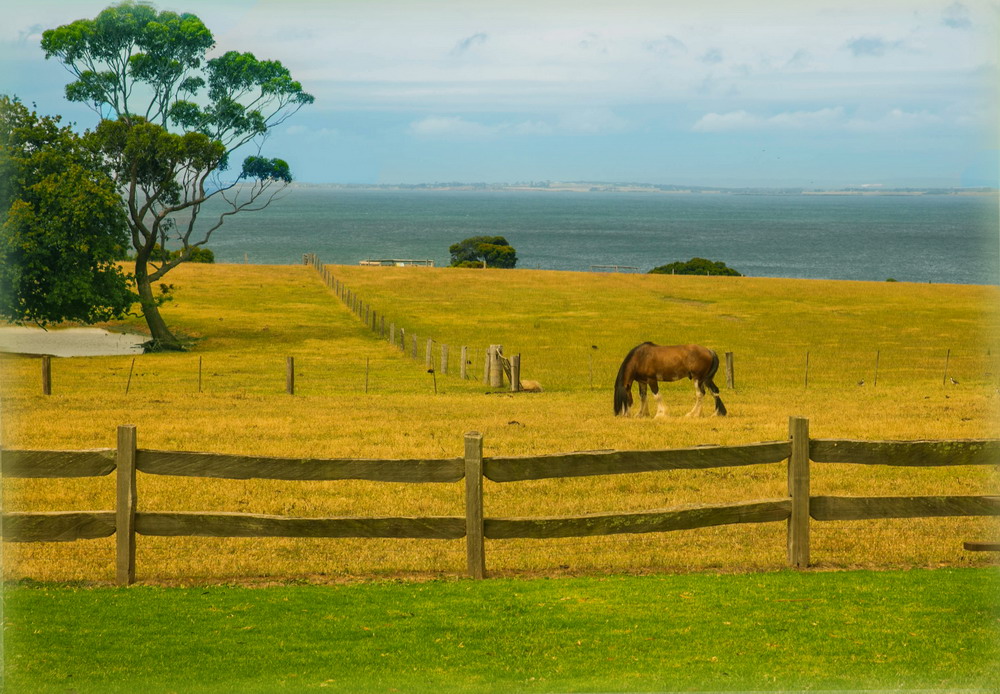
[{"left": 649, "top": 257, "right": 742, "bottom": 276}]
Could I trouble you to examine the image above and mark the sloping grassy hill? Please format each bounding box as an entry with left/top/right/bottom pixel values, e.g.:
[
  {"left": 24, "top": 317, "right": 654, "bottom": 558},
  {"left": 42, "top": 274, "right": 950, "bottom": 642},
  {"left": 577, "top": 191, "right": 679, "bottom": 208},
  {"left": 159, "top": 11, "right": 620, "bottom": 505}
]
[{"left": 1, "top": 263, "right": 997, "bottom": 582}]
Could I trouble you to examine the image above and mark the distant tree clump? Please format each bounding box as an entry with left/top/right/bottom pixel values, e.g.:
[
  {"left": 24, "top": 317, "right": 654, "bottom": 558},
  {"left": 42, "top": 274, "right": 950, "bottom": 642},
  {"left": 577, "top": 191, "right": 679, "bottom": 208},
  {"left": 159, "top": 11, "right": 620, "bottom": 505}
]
[
  {"left": 649, "top": 258, "right": 742, "bottom": 277},
  {"left": 449, "top": 236, "right": 517, "bottom": 268}
]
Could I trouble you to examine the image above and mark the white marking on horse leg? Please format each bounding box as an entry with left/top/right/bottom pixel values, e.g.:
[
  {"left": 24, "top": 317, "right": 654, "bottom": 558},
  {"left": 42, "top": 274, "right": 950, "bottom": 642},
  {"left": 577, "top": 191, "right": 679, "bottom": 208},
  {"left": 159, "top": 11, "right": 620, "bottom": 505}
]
[
  {"left": 685, "top": 381, "right": 705, "bottom": 417},
  {"left": 639, "top": 388, "right": 650, "bottom": 417},
  {"left": 653, "top": 391, "right": 666, "bottom": 418}
]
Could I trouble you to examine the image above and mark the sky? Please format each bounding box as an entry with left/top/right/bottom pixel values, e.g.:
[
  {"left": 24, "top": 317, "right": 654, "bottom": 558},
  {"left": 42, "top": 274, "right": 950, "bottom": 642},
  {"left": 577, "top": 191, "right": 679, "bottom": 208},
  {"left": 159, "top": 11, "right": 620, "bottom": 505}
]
[{"left": 1, "top": 0, "right": 998, "bottom": 188}]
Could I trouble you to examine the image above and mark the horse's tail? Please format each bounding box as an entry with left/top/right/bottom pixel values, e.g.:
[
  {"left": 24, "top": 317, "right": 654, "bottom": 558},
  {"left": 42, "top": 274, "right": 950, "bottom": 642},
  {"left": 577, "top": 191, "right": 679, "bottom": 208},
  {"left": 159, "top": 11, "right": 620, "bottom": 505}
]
[
  {"left": 706, "top": 349, "right": 728, "bottom": 416},
  {"left": 614, "top": 343, "right": 646, "bottom": 415}
]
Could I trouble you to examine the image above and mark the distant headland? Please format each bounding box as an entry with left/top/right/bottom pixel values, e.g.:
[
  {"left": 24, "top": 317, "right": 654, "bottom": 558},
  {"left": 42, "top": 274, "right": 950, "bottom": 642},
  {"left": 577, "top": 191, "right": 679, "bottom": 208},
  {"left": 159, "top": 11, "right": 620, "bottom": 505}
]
[{"left": 289, "top": 181, "right": 998, "bottom": 196}]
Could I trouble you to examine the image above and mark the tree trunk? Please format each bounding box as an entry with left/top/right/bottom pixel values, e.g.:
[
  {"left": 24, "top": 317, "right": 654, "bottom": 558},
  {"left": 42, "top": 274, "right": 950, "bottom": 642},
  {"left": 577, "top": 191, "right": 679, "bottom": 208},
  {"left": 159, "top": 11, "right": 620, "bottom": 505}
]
[{"left": 135, "top": 259, "right": 183, "bottom": 351}]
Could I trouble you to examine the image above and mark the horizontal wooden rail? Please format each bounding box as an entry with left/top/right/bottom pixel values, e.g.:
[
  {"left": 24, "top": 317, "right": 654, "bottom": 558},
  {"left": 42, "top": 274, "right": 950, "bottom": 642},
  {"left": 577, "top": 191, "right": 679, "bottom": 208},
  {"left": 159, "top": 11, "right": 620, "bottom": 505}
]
[
  {"left": 811, "top": 495, "right": 1000, "bottom": 521},
  {"left": 2, "top": 511, "right": 116, "bottom": 542},
  {"left": 484, "top": 441, "right": 792, "bottom": 482},
  {"left": 810, "top": 439, "right": 1000, "bottom": 466},
  {"left": 483, "top": 499, "right": 792, "bottom": 539},
  {"left": 134, "top": 512, "right": 466, "bottom": 539},
  {"left": 1, "top": 449, "right": 116, "bottom": 478},
  {"left": 136, "top": 450, "right": 464, "bottom": 483}
]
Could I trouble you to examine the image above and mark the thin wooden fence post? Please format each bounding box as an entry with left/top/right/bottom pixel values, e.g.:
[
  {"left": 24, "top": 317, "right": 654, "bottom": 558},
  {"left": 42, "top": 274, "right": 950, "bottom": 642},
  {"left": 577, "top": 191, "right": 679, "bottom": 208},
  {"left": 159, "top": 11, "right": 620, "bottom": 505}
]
[
  {"left": 725, "top": 352, "right": 734, "bottom": 389},
  {"left": 943, "top": 349, "right": 951, "bottom": 385},
  {"left": 483, "top": 347, "right": 491, "bottom": 384},
  {"left": 116, "top": 425, "right": 137, "bottom": 586},
  {"left": 461, "top": 346, "right": 468, "bottom": 380},
  {"left": 41, "top": 356, "right": 51, "bottom": 396},
  {"left": 390, "top": 323, "right": 396, "bottom": 346},
  {"left": 441, "top": 344, "right": 449, "bottom": 375},
  {"left": 511, "top": 354, "right": 521, "bottom": 392},
  {"left": 425, "top": 339, "right": 433, "bottom": 370},
  {"left": 787, "top": 416, "right": 810, "bottom": 568},
  {"left": 464, "top": 431, "right": 486, "bottom": 579},
  {"left": 873, "top": 350, "right": 880, "bottom": 388},
  {"left": 286, "top": 356, "right": 295, "bottom": 395},
  {"left": 411, "top": 334, "right": 418, "bottom": 359}
]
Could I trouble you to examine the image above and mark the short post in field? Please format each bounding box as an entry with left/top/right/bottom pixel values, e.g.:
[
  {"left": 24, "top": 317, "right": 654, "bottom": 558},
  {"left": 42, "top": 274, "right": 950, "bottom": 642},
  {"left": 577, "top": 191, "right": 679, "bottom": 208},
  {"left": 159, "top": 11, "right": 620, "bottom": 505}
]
[
  {"left": 116, "top": 425, "right": 138, "bottom": 586},
  {"left": 425, "top": 339, "right": 433, "bottom": 370},
  {"left": 489, "top": 344, "right": 504, "bottom": 388},
  {"left": 460, "top": 346, "right": 468, "bottom": 380},
  {"left": 411, "top": 334, "right": 418, "bottom": 359},
  {"left": 441, "top": 344, "right": 449, "bottom": 375},
  {"left": 787, "top": 416, "right": 810, "bottom": 568},
  {"left": 803, "top": 351, "right": 810, "bottom": 389},
  {"left": 464, "top": 431, "right": 486, "bottom": 579},
  {"left": 41, "top": 355, "right": 52, "bottom": 396},
  {"left": 725, "top": 352, "right": 734, "bottom": 389},
  {"left": 286, "top": 356, "right": 295, "bottom": 395},
  {"left": 483, "top": 347, "right": 491, "bottom": 384},
  {"left": 873, "top": 350, "right": 880, "bottom": 388},
  {"left": 511, "top": 354, "right": 521, "bottom": 392},
  {"left": 943, "top": 349, "right": 951, "bottom": 385},
  {"left": 389, "top": 323, "right": 396, "bottom": 346}
]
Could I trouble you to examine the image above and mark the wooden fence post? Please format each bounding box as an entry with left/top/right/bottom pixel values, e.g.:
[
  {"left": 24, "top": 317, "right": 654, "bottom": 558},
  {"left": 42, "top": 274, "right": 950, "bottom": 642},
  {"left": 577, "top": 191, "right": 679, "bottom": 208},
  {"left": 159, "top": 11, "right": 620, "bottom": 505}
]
[
  {"left": 483, "top": 347, "right": 491, "bottom": 384},
  {"left": 286, "top": 357, "right": 295, "bottom": 395},
  {"left": 787, "top": 416, "right": 810, "bottom": 568},
  {"left": 41, "top": 355, "right": 51, "bottom": 396},
  {"left": 425, "top": 339, "right": 433, "bottom": 370},
  {"left": 725, "top": 352, "right": 734, "bottom": 389},
  {"left": 411, "top": 334, "right": 418, "bottom": 359},
  {"left": 441, "top": 344, "right": 449, "bottom": 375},
  {"left": 511, "top": 354, "right": 521, "bottom": 392},
  {"left": 464, "top": 431, "right": 486, "bottom": 579},
  {"left": 461, "top": 346, "right": 468, "bottom": 380},
  {"left": 116, "top": 425, "right": 137, "bottom": 586},
  {"left": 489, "top": 344, "right": 504, "bottom": 388}
]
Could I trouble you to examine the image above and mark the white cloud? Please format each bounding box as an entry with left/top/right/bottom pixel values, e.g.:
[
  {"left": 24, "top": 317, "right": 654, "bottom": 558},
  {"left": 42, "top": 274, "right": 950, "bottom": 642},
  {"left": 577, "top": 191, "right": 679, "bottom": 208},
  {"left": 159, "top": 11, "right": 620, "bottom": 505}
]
[
  {"left": 409, "top": 116, "right": 553, "bottom": 140},
  {"left": 692, "top": 107, "right": 942, "bottom": 133}
]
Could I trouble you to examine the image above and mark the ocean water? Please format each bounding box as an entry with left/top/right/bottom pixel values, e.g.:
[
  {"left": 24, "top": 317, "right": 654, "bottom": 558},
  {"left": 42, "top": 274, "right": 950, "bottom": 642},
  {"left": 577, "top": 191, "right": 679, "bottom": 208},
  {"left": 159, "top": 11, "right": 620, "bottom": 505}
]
[{"left": 200, "top": 188, "right": 999, "bottom": 284}]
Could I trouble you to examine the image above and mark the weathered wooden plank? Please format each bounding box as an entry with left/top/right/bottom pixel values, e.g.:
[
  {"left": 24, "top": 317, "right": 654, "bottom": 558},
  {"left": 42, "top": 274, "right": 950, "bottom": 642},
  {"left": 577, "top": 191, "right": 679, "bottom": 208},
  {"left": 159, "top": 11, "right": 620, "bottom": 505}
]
[
  {"left": 1, "top": 511, "right": 116, "bottom": 542},
  {"left": 136, "top": 450, "right": 464, "bottom": 483},
  {"left": 117, "top": 425, "right": 137, "bottom": 586},
  {"left": 964, "top": 542, "right": 1000, "bottom": 552},
  {"left": 484, "top": 441, "right": 792, "bottom": 482},
  {"left": 0, "top": 449, "right": 116, "bottom": 478},
  {"left": 483, "top": 499, "right": 791, "bottom": 539},
  {"left": 810, "top": 439, "right": 1000, "bottom": 467},
  {"left": 135, "top": 512, "right": 466, "bottom": 539},
  {"left": 811, "top": 495, "right": 1000, "bottom": 521},
  {"left": 465, "top": 431, "right": 486, "bottom": 579}
]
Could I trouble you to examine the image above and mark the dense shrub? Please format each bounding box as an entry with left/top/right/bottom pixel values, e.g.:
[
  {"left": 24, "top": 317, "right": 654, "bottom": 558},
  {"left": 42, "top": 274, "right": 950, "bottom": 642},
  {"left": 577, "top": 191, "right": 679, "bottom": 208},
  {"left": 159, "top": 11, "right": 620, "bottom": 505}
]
[{"left": 649, "top": 257, "right": 742, "bottom": 276}]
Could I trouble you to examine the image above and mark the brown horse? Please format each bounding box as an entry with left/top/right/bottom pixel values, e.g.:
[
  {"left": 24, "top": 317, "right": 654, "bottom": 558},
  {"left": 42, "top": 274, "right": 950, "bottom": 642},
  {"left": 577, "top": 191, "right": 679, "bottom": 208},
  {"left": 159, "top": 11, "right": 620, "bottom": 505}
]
[{"left": 614, "top": 342, "right": 727, "bottom": 417}]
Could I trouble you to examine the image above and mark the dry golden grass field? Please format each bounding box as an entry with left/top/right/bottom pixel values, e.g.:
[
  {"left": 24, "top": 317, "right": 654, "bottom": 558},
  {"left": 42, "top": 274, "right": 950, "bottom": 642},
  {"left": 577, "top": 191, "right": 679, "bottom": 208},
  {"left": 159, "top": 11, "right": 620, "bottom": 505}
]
[{"left": 1, "top": 262, "right": 998, "bottom": 584}]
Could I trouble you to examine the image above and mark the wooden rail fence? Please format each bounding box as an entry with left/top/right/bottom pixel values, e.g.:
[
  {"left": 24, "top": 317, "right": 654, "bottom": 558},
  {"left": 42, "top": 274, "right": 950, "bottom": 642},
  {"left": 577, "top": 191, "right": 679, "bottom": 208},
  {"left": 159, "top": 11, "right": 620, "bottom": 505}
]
[{"left": 2, "top": 417, "right": 997, "bottom": 584}]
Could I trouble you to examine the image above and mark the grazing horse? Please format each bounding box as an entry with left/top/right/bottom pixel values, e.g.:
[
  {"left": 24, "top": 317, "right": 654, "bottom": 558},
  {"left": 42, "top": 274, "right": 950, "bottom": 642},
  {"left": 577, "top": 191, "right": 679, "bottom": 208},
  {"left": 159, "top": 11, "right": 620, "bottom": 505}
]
[{"left": 614, "top": 342, "right": 727, "bottom": 418}]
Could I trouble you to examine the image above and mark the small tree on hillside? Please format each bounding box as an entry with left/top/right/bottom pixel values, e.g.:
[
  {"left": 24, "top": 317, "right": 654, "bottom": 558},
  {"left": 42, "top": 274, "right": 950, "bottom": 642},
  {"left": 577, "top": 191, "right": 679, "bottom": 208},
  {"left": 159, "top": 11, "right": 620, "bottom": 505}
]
[
  {"left": 649, "top": 258, "right": 742, "bottom": 276},
  {"left": 449, "top": 235, "right": 518, "bottom": 268},
  {"left": 41, "top": 1, "right": 313, "bottom": 349}
]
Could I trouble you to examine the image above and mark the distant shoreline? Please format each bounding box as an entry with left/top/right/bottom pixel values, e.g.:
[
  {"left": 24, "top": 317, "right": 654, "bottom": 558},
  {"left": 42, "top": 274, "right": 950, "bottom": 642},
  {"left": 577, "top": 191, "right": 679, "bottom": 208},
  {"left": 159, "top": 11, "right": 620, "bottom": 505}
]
[{"left": 287, "top": 181, "right": 999, "bottom": 197}]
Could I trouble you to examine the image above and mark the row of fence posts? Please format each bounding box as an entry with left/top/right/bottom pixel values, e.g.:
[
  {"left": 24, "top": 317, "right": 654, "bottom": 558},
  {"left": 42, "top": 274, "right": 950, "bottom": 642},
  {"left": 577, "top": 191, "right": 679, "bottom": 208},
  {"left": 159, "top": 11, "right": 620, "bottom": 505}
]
[{"left": 303, "top": 253, "right": 525, "bottom": 392}]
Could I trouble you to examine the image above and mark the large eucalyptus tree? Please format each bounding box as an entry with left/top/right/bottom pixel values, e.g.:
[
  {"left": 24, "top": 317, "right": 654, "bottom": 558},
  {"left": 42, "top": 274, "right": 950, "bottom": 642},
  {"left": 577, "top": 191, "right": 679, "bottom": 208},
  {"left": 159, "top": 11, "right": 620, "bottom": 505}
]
[{"left": 42, "top": 1, "right": 314, "bottom": 349}]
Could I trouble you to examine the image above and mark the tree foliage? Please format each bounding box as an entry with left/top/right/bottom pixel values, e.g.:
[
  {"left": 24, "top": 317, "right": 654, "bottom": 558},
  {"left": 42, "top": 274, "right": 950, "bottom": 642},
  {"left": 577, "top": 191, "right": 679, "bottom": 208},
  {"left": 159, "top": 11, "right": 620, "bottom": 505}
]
[
  {"left": 41, "top": 1, "right": 313, "bottom": 348},
  {"left": 0, "top": 96, "right": 135, "bottom": 326},
  {"left": 449, "top": 235, "right": 518, "bottom": 269},
  {"left": 648, "top": 258, "right": 742, "bottom": 276}
]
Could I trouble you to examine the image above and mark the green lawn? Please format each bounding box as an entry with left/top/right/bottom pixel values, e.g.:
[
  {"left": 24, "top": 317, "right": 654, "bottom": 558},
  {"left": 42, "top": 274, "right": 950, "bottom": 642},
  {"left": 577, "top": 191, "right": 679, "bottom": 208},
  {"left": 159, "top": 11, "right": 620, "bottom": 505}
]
[{"left": 4, "top": 568, "right": 998, "bottom": 693}]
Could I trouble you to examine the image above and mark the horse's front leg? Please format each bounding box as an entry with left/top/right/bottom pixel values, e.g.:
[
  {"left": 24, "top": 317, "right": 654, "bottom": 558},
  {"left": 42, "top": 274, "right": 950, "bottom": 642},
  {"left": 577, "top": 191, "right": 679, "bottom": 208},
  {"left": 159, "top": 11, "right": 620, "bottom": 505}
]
[
  {"left": 650, "top": 380, "right": 667, "bottom": 418},
  {"left": 637, "top": 382, "right": 650, "bottom": 417}
]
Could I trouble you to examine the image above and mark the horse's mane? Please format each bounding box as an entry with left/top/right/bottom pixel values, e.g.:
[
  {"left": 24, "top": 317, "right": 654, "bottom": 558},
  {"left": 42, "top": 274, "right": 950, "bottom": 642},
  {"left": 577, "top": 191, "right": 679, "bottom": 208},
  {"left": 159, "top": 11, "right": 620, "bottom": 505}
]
[{"left": 613, "top": 342, "right": 653, "bottom": 415}]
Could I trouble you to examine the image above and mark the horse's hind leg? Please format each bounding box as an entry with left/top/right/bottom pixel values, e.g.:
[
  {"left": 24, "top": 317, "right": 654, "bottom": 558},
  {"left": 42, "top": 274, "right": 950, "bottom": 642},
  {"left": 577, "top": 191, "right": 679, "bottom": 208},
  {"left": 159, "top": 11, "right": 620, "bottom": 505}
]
[{"left": 685, "top": 379, "right": 706, "bottom": 417}]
